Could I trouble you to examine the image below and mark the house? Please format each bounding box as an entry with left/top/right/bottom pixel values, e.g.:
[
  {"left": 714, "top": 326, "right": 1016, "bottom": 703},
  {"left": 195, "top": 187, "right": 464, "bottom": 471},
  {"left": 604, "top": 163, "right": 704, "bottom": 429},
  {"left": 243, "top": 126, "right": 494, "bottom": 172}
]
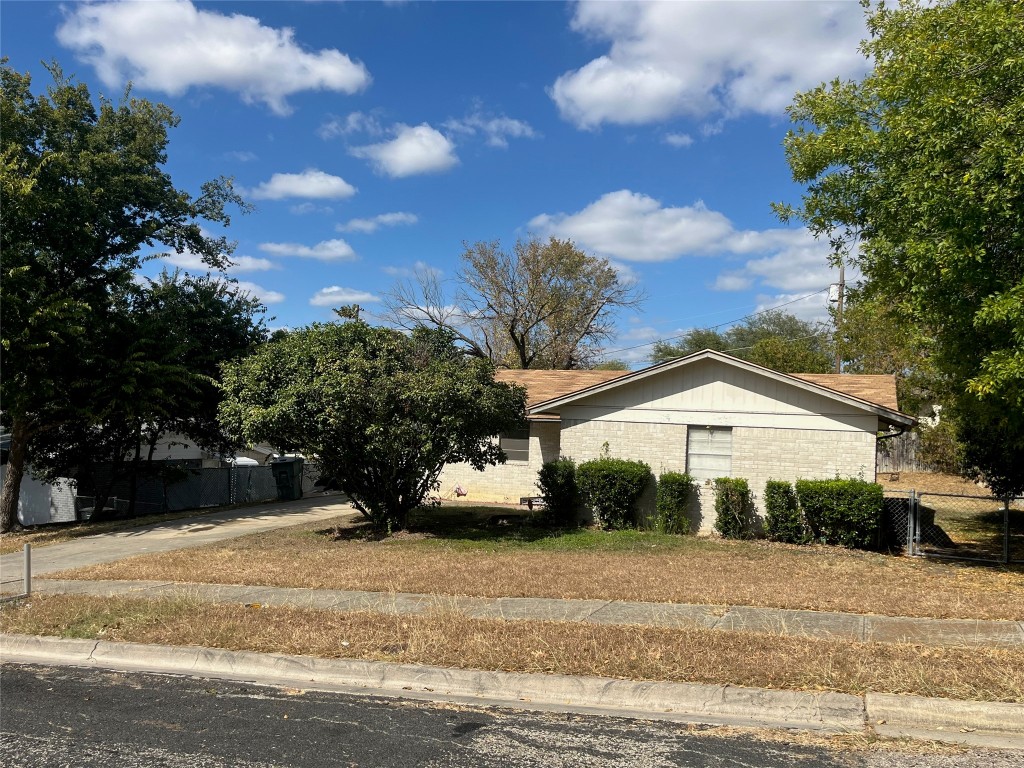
[{"left": 438, "top": 350, "right": 915, "bottom": 532}]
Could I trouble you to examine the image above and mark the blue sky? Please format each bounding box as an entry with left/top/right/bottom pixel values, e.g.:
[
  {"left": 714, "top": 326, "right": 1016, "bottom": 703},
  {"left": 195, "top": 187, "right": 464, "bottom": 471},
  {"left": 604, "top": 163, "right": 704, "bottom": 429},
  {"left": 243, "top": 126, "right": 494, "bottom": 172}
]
[{"left": 3, "top": 1, "right": 869, "bottom": 364}]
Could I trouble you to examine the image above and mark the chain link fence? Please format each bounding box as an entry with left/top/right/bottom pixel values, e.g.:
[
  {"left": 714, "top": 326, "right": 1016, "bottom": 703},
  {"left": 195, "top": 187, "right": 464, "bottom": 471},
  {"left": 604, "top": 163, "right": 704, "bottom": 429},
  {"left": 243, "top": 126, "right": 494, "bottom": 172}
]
[{"left": 888, "top": 490, "right": 1024, "bottom": 564}]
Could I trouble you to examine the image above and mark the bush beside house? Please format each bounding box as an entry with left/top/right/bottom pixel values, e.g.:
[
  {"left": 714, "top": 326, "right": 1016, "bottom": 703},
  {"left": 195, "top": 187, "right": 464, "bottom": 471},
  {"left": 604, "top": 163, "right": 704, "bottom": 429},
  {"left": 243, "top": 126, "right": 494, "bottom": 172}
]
[
  {"left": 576, "top": 457, "right": 652, "bottom": 530},
  {"left": 764, "top": 480, "right": 805, "bottom": 543},
  {"left": 713, "top": 477, "right": 754, "bottom": 539},
  {"left": 654, "top": 472, "right": 695, "bottom": 534},
  {"left": 536, "top": 457, "right": 579, "bottom": 526},
  {"left": 795, "top": 478, "right": 884, "bottom": 549}
]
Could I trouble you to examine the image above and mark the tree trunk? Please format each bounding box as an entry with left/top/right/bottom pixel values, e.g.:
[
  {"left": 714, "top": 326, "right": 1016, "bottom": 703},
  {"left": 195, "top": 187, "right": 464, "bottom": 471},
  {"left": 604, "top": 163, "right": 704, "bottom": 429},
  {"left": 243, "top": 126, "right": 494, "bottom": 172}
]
[{"left": 0, "top": 417, "right": 32, "bottom": 532}]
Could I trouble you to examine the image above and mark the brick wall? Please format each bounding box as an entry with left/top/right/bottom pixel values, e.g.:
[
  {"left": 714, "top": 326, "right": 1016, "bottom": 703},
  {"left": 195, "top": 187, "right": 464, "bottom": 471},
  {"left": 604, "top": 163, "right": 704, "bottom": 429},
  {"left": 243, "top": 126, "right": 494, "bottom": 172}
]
[{"left": 436, "top": 421, "right": 560, "bottom": 504}]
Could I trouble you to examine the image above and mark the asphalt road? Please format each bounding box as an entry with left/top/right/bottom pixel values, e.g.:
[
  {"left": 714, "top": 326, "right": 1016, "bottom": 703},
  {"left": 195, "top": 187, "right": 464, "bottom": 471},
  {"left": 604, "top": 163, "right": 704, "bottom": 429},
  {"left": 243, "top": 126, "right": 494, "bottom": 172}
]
[{"left": 0, "top": 664, "right": 1017, "bottom": 768}]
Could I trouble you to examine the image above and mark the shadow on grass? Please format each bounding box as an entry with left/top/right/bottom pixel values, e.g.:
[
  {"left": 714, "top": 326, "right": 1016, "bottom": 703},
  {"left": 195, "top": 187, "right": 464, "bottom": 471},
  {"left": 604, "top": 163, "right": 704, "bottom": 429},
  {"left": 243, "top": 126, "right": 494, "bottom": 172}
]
[{"left": 316, "top": 505, "right": 702, "bottom": 553}]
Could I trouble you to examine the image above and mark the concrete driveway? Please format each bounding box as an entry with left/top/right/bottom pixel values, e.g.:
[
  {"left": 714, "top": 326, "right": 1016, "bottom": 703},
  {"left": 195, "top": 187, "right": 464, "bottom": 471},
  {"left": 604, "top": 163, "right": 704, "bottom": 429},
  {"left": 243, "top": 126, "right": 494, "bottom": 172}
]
[{"left": 0, "top": 494, "right": 355, "bottom": 587}]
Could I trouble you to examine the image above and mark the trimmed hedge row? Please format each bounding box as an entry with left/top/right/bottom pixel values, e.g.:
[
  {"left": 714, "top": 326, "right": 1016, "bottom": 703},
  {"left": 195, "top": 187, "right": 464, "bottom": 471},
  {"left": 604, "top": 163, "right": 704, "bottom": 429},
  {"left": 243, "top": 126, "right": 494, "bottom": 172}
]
[
  {"left": 713, "top": 477, "right": 754, "bottom": 539},
  {"left": 536, "top": 457, "right": 579, "bottom": 527},
  {"left": 654, "top": 472, "right": 695, "bottom": 534},
  {"left": 764, "top": 478, "right": 884, "bottom": 549}
]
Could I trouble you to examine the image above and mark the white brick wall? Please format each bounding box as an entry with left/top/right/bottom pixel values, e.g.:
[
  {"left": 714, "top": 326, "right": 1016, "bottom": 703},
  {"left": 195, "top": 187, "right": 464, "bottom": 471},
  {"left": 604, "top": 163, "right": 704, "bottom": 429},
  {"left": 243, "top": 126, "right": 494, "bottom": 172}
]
[{"left": 436, "top": 421, "right": 560, "bottom": 504}]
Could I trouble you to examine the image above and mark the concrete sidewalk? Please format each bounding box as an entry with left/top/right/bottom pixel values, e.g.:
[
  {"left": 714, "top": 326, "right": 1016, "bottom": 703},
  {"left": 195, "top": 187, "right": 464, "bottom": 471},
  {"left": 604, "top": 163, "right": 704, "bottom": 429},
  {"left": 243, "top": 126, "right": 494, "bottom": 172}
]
[
  {"left": 17, "top": 577, "right": 1024, "bottom": 648},
  {"left": 0, "top": 495, "right": 355, "bottom": 584}
]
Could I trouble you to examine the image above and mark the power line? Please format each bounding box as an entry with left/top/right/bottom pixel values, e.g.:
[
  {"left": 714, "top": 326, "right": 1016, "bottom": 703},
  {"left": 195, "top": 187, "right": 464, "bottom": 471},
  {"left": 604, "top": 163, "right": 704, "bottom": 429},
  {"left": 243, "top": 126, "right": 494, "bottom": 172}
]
[{"left": 603, "top": 287, "right": 830, "bottom": 359}]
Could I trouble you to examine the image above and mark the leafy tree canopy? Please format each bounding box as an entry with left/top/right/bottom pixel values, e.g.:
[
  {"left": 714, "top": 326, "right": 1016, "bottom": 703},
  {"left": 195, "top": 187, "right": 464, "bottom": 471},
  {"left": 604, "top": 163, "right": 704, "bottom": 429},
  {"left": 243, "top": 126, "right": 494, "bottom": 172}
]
[
  {"left": 384, "top": 236, "right": 643, "bottom": 370},
  {"left": 775, "top": 0, "right": 1024, "bottom": 494},
  {"left": 219, "top": 320, "right": 528, "bottom": 531},
  {"left": 651, "top": 310, "right": 834, "bottom": 373},
  {"left": 0, "top": 60, "right": 248, "bottom": 531}
]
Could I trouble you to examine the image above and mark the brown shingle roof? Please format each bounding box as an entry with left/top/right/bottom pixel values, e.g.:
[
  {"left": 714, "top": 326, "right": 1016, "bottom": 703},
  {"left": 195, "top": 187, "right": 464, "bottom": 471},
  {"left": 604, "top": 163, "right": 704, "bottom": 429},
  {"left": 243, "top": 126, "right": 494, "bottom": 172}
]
[
  {"left": 791, "top": 373, "right": 900, "bottom": 412},
  {"left": 495, "top": 369, "right": 628, "bottom": 410}
]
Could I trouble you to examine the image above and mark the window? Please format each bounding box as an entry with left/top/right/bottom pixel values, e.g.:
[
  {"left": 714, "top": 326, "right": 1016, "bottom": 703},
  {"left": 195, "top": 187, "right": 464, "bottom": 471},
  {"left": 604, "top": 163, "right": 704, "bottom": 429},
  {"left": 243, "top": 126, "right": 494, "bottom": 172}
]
[
  {"left": 499, "top": 427, "right": 530, "bottom": 462},
  {"left": 687, "top": 426, "right": 732, "bottom": 481}
]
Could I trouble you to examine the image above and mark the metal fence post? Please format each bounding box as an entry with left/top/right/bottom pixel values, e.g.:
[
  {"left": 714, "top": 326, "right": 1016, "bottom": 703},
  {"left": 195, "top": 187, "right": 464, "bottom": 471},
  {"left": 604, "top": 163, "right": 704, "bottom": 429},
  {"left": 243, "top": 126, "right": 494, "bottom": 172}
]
[
  {"left": 23, "top": 543, "right": 31, "bottom": 596},
  {"left": 1004, "top": 498, "right": 1011, "bottom": 565},
  {"left": 907, "top": 490, "right": 917, "bottom": 556}
]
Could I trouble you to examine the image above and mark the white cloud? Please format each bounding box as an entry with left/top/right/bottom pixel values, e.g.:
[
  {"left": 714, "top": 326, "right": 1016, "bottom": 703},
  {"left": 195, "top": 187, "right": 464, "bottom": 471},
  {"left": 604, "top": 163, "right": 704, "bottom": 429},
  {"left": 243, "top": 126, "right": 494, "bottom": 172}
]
[
  {"left": 309, "top": 286, "right": 380, "bottom": 307},
  {"left": 289, "top": 202, "right": 334, "bottom": 216},
  {"left": 530, "top": 189, "right": 846, "bottom": 310},
  {"left": 162, "top": 250, "right": 275, "bottom": 273},
  {"left": 259, "top": 239, "right": 356, "bottom": 261},
  {"left": 318, "top": 111, "right": 384, "bottom": 139},
  {"left": 529, "top": 190, "right": 734, "bottom": 262},
  {"left": 235, "top": 281, "right": 285, "bottom": 305},
  {"left": 755, "top": 292, "right": 832, "bottom": 324},
  {"left": 663, "top": 132, "right": 693, "bottom": 148},
  {"left": 57, "top": 0, "right": 370, "bottom": 115},
  {"left": 350, "top": 124, "right": 458, "bottom": 178},
  {"left": 223, "top": 150, "right": 257, "bottom": 162},
  {"left": 381, "top": 260, "right": 442, "bottom": 278},
  {"left": 338, "top": 212, "right": 418, "bottom": 234},
  {"left": 712, "top": 273, "right": 752, "bottom": 292},
  {"left": 444, "top": 110, "right": 537, "bottom": 149},
  {"left": 551, "top": 0, "right": 866, "bottom": 129},
  {"left": 250, "top": 169, "right": 356, "bottom": 201}
]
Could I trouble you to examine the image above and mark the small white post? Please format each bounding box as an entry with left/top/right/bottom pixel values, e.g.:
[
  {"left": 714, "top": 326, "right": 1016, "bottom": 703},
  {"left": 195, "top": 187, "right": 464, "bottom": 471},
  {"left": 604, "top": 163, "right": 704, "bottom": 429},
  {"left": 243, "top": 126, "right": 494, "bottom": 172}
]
[{"left": 23, "top": 543, "right": 31, "bottom": 596}]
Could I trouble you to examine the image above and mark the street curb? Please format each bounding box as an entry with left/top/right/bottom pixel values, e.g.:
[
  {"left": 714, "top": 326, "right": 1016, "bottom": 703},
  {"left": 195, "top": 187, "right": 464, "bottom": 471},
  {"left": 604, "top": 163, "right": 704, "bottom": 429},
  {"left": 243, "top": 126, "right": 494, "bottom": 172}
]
[
  {"left": 866, "top": 692, "right": 1024, "bottom": 750},
  {"left": 1, "top": 633, "right": 862, "bottom": 732},
  {"left": 4, "top": 633, "right": 1023, "bottom": 749}
]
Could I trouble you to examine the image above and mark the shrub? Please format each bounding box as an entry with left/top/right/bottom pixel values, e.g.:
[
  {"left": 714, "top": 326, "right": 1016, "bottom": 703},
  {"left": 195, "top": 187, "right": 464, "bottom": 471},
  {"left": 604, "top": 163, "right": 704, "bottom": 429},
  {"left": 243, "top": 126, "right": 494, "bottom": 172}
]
[
  {"left": 763, "top": 480, "right": 804, "bottom": 543},
  {"left": 795, "top": 478, "right": 884, "bottom": 549},
  {"left": 918, "top": 420, "right": 964, "bottom": 474},
  {"left": 713, "top": 477, "right": 753, "bottom": 538},
  {"left": 654, "top": 472, "right": 695, "bottom": 534},
  {"left": 536, "top": 457, "right": 579, "bottom": 526},
  {"left": 576, "top": 457, "right": 652, "bottom": 530}
]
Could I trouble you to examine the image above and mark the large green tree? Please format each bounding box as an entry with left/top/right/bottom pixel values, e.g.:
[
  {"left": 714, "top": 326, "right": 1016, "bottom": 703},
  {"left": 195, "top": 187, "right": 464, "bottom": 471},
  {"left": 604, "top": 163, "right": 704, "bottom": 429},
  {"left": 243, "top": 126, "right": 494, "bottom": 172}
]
[
  {"left": 0, "top": 61, "right": 247, "bottom": 531},
  {"left": 219, "top": 318, "right": 528, "bottom": 531},
  {"left": 26, "top": 272, "right": 268, "bottom": 520},
  {"left": 651, "top": 310, "right": 834, "bottom": 373},
  {"left": 775, "top": 0, "right": 1024, "bottom": 495},
  {"left": 384, "top": 236, "right": 643, "bottom": 369}
]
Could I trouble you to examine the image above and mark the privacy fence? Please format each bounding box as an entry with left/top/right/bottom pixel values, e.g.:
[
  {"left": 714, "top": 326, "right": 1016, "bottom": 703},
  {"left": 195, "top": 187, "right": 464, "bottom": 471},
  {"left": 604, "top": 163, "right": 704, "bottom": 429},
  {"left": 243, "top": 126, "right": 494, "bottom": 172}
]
[{"left": 78, "top": 465, "right": 281, "bottom": 520}]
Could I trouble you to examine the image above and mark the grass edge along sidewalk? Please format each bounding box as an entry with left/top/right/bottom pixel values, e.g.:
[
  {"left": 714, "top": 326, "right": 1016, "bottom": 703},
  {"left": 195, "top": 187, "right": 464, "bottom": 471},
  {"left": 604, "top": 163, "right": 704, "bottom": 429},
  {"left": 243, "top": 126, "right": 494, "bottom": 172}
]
[{"left": 4, "top": 632, "right": 1023, "bottom": 751}]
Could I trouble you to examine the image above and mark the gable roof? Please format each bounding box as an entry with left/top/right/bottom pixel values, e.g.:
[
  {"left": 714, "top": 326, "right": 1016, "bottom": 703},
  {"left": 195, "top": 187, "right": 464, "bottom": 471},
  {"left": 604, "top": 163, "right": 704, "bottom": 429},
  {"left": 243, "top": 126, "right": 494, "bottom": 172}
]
[
  {"left": 495, "top": 369, "right": 627, "bottom": 411},
  {"left": 791, "top": 374, "right": 899, "bottom": 412},
  {"left": 525, "top": 350, "right": 915, "bottom": 428}
]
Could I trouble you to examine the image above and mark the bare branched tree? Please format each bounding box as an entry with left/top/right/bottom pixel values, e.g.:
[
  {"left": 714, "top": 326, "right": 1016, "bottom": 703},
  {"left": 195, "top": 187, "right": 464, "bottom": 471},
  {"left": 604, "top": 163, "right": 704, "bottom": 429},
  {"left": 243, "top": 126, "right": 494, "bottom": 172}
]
[{"left": 384, "top": 237, "right": 643, "bottom": 369}]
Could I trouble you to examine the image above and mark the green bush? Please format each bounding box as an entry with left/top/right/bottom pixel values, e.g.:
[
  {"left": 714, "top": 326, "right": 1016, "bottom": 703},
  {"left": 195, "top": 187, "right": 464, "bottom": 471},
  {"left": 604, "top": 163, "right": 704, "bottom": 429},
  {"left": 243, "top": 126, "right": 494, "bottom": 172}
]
[
  {"left": 654, "top": 472, "right": 695, "bottom": 534},
  {"left": 576, "top": 457, "right": 652, "bottom": 530},
  {"left": 763, "top": 480, "right": 804, "bottom": 543},
  {"left": 536, "top": 457, "right": 579, "bottom": 527},
  {"left": 713, "top": 477, "right": 753, "bottom": 538},
  {"left": 795, "top": 478, "right": 884, "bottom": 549}
]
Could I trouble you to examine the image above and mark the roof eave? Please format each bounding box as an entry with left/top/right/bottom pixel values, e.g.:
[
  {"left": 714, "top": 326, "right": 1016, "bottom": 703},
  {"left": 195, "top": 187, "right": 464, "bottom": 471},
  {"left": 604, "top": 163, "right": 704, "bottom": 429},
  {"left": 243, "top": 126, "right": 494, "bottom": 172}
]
[{"left": 527, "top": 349, "right": 916, "bottom": 426}]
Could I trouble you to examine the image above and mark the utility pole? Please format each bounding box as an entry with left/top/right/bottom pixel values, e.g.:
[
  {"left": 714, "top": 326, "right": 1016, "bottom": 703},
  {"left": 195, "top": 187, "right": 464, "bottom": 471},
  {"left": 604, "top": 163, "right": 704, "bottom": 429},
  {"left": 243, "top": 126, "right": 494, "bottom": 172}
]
[{"left": 834, "top": 260, "right": 845, "bottom": 374}]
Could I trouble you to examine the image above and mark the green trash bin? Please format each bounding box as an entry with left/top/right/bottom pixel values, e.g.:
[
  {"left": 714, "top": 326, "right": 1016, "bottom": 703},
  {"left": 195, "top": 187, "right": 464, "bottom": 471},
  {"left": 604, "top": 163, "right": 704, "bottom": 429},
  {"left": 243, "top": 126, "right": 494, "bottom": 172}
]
[{"left": 270, "top": 457, "right": 304, "bottom": 501}]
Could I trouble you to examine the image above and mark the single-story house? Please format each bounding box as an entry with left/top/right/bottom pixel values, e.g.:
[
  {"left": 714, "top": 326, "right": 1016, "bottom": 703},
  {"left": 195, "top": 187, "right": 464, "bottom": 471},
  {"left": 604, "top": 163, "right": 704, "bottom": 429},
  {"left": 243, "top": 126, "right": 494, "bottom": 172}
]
[{"left": 438, "top": 349, "right": 916, "bottom": 533}]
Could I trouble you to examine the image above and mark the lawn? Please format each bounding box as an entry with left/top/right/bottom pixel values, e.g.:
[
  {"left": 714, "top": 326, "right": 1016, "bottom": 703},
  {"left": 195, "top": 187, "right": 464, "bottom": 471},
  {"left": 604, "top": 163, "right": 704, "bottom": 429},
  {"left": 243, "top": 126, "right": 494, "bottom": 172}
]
[
  {"left": 55, "top": 505, "right": 1024, "bottom": 620},
  {"left": 3, "top": 594, "right": 1022, "bottom": 703}
]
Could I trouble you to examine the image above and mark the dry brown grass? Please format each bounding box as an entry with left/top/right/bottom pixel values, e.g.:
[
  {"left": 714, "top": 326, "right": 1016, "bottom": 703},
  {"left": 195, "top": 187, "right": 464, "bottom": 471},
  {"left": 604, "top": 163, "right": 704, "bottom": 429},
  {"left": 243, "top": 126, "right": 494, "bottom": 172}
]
[
  {"left": 3, "top": 594, "right": 1023, "bottom": 703},
  {"left": 877, "top": 471, "right": 987, "bottom": 495},
  {"left": 57, "top": 514, "right": 1024, "bottom": 620}
]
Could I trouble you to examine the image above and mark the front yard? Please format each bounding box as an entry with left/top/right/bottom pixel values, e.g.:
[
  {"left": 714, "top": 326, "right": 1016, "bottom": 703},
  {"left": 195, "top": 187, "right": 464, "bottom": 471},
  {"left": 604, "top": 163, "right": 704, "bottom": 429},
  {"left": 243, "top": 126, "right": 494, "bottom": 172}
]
[{"left": 53, "top": 506, "right": 1024, "bottom": 620}]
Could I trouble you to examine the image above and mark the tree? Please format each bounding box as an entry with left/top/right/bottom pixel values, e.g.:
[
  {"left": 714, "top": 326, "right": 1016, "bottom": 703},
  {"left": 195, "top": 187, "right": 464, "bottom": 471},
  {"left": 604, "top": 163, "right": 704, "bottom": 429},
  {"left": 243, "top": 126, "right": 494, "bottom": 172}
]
[
  {"left": 384, "top": 236, "right": 643, "bottom": 369},
  {"left": 651, "top": 310, "right": 833, "bottom": 373},
  {"left": 25, "top": 272, "right": 268, "bottom": 520},
  {"left": 0, "top": 61, "right": 247, "bottom": 531},
  {"left": 776, "top": 0, "right": 1024, "bottom": 494},
  {"left": 219, "top": 320, "right": 528, "bottom": 531},
  {"left": 835, "top": 291, "right": 940, "bottom": 417}
]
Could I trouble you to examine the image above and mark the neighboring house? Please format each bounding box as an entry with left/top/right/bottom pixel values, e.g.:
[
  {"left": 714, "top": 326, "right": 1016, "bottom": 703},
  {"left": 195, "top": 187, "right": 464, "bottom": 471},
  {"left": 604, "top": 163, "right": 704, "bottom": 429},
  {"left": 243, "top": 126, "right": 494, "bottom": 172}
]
[{"left": 438, "top": 350, "right": 915, "bottom": 533}]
